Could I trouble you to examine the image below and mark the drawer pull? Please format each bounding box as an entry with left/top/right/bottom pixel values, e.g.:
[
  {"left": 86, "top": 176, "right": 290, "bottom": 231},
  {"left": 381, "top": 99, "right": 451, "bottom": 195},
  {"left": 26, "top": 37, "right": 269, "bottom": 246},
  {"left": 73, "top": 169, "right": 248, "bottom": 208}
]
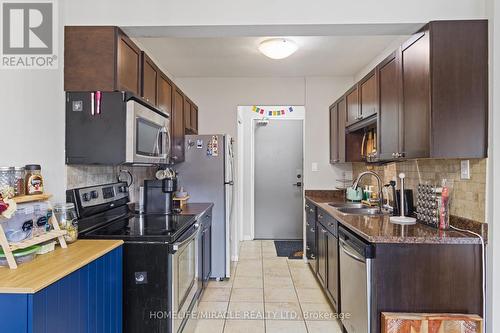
[
  {"left": 318, "top": 214, "right": 323, "bottom": 219},
  {"left": 310, "top": 228, "right": 315, "bottom": 233},
  {"left": 321, "top": 229, "right": 327, "bottom": 233},
  {"left": 309, "top": 209, "right": 314, "bottom": 213}
]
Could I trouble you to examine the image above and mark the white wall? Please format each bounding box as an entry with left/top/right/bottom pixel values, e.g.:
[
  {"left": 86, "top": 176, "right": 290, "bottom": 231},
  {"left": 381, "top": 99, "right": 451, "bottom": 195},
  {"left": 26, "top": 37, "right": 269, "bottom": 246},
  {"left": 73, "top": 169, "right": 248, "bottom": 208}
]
[
  {"left": 64, "top": 0, "right": 486, "bottom": 26},
  {"left": 0, "top": 2, "right": 66, "bottom": 202}
]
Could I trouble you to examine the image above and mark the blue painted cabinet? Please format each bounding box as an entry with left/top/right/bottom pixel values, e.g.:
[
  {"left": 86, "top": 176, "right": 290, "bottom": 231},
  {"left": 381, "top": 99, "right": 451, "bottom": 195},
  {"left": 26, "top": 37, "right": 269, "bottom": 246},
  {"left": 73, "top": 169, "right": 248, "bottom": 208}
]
[{"left": 0, "top": 246, "right": 122, "bottom": 333}]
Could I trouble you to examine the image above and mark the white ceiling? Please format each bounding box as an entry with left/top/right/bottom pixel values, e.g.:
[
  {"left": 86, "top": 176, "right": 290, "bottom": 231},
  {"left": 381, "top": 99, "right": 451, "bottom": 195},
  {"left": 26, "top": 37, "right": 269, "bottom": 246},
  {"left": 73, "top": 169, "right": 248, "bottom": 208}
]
[{"left": 135, "top": 35, "right": 408, "bottom": 78}]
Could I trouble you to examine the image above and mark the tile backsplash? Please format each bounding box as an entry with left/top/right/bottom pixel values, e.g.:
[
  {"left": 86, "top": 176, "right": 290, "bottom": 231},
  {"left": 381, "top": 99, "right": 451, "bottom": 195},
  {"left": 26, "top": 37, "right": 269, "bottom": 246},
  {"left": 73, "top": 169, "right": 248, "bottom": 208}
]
[
  {"left": 352, "top": 159, "right": 487, "bottom": 223},
  {"left": 66, "top": 165, "right": 156, "bottom": 203}
]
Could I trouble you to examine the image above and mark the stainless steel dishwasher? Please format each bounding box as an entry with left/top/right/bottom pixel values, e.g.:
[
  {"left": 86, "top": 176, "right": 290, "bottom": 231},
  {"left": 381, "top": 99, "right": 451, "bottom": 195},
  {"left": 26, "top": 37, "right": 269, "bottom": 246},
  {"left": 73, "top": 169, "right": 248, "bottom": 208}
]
[{"left": 339, "top": 226, "right": 375, "bottom": 333}]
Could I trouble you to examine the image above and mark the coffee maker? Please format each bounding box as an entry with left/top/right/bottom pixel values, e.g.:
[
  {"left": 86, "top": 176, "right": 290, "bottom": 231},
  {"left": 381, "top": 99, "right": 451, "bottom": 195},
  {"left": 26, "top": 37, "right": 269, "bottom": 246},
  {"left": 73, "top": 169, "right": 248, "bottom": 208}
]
[{"left": 144, "top": 168, "right": 178, "bottom": 214}]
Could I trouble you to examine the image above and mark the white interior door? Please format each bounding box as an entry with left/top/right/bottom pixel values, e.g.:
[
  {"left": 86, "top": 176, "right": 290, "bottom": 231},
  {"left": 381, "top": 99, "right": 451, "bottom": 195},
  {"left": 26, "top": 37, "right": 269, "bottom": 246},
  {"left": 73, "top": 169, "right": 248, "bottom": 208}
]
[{"left": 254, "top": 119, "right": 303, "bottom": 240}]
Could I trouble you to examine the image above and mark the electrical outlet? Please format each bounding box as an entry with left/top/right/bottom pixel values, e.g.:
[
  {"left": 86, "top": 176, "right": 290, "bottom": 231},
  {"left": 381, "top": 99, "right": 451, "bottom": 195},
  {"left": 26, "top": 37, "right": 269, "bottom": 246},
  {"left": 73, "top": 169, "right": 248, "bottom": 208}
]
[
  {"left": 311, "top": 162, "right": 318, "bottom": 172},
  {"left": 461, "top": 160, "right": 470, "bottom": 179}
]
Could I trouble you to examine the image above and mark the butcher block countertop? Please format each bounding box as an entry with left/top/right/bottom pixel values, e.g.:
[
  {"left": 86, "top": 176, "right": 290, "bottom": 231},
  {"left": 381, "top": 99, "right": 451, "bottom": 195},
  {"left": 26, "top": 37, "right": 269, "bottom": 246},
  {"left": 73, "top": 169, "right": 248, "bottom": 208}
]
[
  {"left": 0, "top": 239, "right": 123, "bottom": 294},
  {"left": 306, "top": 192, "right": 481, "bottom": 245}
]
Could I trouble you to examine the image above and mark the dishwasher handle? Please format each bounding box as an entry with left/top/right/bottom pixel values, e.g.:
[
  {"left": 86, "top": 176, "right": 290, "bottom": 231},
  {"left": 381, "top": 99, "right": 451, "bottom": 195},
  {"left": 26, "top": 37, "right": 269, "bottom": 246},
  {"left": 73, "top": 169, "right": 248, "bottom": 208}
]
[{"left": 339, "top": 238, "right": 366, "bottom": 263}]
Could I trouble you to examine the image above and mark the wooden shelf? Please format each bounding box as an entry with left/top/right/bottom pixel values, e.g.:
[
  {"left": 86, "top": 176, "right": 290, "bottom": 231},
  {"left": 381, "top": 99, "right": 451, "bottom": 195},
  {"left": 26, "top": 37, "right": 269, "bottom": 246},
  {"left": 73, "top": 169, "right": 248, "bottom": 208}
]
[
  {"left": 10, "top": 230, "right": 67, "bottom": 251},
  {"left": 0, "top": 195, "right": 68, "bottom": 269},
  {"left": 12, "top": 194, "right": 52, "bottom": 204}
]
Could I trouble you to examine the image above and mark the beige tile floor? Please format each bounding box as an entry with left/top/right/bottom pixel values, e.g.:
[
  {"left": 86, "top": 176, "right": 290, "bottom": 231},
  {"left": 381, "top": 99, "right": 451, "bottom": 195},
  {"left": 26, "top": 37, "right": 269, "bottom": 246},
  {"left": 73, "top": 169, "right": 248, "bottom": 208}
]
[{"left": 194, "top": 240, "right": 343, "bottom": 333}]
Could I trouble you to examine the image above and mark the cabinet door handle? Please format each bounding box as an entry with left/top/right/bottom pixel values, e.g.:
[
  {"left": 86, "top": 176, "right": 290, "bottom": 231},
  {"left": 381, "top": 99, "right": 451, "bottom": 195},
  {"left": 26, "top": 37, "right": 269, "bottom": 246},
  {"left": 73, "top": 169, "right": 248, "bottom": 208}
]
[
  {"left": 332, "top": 159, "right": 340, "bottom": 163},
  {"left": 329, "top": 222, "right": 335, "bottom": 228},
  {"left": 306, "top": 246, "right": 310, "bottom": 250},
  {"left": 321, "top": 229, "right": 327, "bottom": 233},
  {"left": 318, "top": 214, "right": 323, "bottom": 219},
  {"left": 310, "top": 228, "right": 315, "bottom": 233},
  {"left": 310, "top": 254, "right": 316, "bottom": 259},
  {"left": 306, "top": 222, "right": 310, "bottom": 227}
]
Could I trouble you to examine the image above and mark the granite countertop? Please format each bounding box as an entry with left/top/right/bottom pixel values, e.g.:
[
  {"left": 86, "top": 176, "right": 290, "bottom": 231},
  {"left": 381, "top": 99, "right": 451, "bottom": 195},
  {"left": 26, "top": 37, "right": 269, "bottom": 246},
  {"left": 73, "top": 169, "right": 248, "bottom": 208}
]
[
  {"left": 0, "top": 240, "right": 123, "bottom": 293},
  {"left": 180, "top": 203, "right": 214, "bottom": 219},
  {"left": 305, "top": 192, "right": 481, "bottom": 245}
]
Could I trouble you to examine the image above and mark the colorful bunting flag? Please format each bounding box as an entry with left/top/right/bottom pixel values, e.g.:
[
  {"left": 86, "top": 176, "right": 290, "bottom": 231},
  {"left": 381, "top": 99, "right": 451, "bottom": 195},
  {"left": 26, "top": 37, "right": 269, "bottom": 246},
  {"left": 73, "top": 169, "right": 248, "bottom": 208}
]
[{"left": 252, "top": 106, "right": 295, "bottom": 117}]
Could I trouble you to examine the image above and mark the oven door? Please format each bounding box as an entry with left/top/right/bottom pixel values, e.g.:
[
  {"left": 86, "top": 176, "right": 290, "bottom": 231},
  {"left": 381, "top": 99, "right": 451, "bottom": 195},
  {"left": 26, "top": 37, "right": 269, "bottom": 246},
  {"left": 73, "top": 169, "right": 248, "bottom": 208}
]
[
  {"left": 126, "top": 100, "right": 170, "bottom": 164},
  {"left": 170, "top": 223, "right": 200, "bottom": 333}
]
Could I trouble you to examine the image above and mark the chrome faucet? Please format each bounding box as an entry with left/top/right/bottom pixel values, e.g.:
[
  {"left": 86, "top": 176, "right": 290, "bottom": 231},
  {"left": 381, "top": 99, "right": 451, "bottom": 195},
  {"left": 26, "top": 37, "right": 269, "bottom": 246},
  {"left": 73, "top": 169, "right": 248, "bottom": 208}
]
[{"left": 352, "top": 171, "right": 384, "bottom": 211}]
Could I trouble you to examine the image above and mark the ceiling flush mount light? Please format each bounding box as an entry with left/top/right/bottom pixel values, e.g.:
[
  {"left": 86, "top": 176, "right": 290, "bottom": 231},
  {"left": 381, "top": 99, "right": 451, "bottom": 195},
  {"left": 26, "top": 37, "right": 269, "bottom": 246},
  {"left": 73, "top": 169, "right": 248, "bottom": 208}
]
[{"left": 258, "top": 38, "right": 298, "bottom": 59}]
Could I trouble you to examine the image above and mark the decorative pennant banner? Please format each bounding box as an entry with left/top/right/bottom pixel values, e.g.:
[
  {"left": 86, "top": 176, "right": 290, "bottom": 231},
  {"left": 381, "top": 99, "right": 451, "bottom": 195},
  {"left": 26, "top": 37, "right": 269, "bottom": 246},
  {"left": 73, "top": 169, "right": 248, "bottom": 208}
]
[{"left": 252, "top": 106, "right": 294, "bottom": 117}]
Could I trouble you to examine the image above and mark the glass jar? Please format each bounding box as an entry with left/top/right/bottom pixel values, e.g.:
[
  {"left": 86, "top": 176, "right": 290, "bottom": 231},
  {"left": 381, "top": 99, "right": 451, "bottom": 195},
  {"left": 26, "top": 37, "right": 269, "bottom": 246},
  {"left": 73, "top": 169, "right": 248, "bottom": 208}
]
[
  {"left": 13, "top": 167, "right": 25, "bottom": 196},
  {"left": 54, "top": 203, "right": 78, "bottom": 243},
  {"left": 25, "top": 164, "right": 43, "bottom": 195},
  {"left": 0, "top": 167, "right": 15, "bottom": 197}
]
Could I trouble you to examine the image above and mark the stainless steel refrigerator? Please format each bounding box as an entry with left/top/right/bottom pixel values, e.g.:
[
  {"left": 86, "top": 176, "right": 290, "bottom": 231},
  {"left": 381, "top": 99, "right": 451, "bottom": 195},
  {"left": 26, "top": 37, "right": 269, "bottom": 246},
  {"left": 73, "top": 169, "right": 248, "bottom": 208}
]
[{"left": 175, "top": 134, "right": 234, "bottom": 279}]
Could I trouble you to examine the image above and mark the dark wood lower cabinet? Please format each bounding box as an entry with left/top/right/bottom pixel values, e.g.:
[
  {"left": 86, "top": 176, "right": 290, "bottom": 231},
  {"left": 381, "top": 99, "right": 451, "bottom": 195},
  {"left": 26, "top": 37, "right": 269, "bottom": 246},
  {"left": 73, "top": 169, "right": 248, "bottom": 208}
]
[
  {"left": 199, "top": 209, "right": 212, "bottom": 293},
  {"left": 305, "top": 201, "right": 481, "bottom": 333},
  {"left": 317, "top": 225, "right": 328, "bottom": 288},
  {"left": 326, "top": 231, "right": 339, "bottom": 310}
]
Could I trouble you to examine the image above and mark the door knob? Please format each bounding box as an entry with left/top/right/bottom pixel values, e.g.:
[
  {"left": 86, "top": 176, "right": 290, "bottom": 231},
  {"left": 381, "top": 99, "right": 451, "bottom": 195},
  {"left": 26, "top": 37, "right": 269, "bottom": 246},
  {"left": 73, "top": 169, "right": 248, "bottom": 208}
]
[{"left": 292, "top": 182, "right": 302, "bottom": 187}]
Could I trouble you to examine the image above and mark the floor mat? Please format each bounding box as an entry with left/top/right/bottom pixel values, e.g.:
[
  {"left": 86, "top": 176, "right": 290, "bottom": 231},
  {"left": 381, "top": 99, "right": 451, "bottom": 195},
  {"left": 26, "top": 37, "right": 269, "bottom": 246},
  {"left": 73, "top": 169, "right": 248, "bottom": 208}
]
[{"left": 274, "top": 240, "right": 303, "bottom": 259}]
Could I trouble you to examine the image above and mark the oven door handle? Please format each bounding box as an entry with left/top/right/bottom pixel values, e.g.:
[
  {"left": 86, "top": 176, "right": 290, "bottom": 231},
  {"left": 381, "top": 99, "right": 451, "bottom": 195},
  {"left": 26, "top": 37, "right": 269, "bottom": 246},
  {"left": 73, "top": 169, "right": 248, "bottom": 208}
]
[{"left": 171, "top": 223, "right": 200, "bottom": 252}]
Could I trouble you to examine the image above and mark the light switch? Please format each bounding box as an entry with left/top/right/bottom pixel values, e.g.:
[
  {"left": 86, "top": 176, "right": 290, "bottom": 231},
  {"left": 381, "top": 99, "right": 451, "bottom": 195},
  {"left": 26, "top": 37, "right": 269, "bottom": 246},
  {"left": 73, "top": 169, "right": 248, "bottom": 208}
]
[
  {"left": 311, "top": 162, "right": 319, "bottom": 172},
  {"left": 460, "top": 160, "right": 470, "bottom": 179}
]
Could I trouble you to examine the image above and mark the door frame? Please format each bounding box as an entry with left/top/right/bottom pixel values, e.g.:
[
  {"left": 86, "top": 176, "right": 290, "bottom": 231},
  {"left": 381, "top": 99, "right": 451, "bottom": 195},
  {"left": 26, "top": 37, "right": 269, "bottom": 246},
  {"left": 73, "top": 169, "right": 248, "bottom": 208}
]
[{"left": 236, "top": 106, "right": 305, "bottom": 242}]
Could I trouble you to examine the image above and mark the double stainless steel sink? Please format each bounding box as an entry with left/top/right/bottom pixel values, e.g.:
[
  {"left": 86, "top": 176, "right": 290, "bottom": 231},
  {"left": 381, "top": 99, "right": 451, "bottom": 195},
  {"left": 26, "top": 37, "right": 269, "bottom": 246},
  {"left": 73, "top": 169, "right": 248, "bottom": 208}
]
[{"left": 328, "top": 202, "right": 385, "bottom": 216}]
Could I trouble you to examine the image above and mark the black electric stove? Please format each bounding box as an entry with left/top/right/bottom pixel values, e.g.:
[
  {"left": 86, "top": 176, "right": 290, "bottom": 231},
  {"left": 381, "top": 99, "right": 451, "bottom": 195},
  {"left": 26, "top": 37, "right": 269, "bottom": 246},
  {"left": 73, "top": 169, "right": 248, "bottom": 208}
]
[
  {"left": 67, "top": 182, "right": 200, "bottom": 333},
  {"left": 83, "top": 213, "right": 196, "bottom": 242},
  {"left": 67, "top": 181, "right": 196, "bottom": 244}
]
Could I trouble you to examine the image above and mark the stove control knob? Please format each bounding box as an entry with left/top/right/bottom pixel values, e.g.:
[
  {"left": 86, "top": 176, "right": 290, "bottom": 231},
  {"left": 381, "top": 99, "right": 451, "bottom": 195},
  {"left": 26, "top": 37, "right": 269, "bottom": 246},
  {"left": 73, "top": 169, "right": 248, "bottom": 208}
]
[
  {"left": 119, "top": 186, "right": 128, "bottom": 193},
  {"left": 82, "top": 192, "right": 91, "bottom": 202},
  {"left": 90, "top": 190, "right": 99, "bottom": 199}
]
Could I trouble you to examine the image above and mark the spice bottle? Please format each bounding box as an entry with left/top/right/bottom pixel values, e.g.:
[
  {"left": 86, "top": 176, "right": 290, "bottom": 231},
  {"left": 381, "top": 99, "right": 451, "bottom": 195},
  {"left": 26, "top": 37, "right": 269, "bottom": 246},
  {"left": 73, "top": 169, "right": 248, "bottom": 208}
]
[
  {"left": 25, "top": 164, "right": 44, "bottom": 195},
  {"left": 13, "top": 167, "right": 25, "bottom": 196}
]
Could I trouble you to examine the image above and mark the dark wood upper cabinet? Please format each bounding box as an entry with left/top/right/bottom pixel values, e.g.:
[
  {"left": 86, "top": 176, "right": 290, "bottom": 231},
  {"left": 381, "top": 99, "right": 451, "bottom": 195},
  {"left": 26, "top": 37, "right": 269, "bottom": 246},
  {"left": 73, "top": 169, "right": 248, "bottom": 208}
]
[
  {"left": 183, "top": 97, "right": 192, "bottom": 132},
  {"left": 172, "top": 87, "right": 186, "bottom": 163},
  {"left": 141, "top": 52, "right": 158, "bottom": 106},
  {"left": 157, "top": 73, "right": 173, "bottom": 116},
  {"left": 345, "top": 86, "right": 360, "bottom": 127},
  {"left": 428, "top": 20, "right": 488, "bottom": 158},
  {"left": 330, "top": 97, "right": 346, "bottom": 164},
  {"left": 338, "top": 98, "right": 346, "bottom": 162},
  {"left": 65, "top": 26, "right": 141, "bottom": 96},
  {"left": 116, "top": 32, "right": 141, "bottom": 95},
  {"left": 400, "top": 31, "right": 431, "bottom": 159},
  {"left": 190, "top": 104, "right": 199, "bottom": 134},
  {"left": 184, "top": 97, "right": 199, "bottom": 134},
  {"left": 377, "top": 51, "right": 402, "bottom": 161},
  {"left": 329, "top": 104, "right": 339, "bottom": 164},
  {"left": 331, "top": 20, "right": 488, "bottom": 163},
  {"left": 359, "top": 70, "right": 378, "bottom": 120}
]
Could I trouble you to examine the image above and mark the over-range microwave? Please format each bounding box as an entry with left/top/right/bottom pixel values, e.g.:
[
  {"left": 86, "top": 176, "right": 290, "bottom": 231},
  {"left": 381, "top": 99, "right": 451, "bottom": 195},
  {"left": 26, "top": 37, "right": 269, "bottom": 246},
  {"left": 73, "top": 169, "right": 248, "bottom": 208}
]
[{"left": 65, "top": 91, "right": 170, "bottom": 165}]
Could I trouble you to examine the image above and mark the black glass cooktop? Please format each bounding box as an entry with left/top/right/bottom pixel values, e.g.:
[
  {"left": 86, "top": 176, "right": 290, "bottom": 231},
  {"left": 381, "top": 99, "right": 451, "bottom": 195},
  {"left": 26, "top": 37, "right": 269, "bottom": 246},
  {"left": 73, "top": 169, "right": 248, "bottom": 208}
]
[{"left": 81, "top": 213, "right": 197, "bottom": 243}]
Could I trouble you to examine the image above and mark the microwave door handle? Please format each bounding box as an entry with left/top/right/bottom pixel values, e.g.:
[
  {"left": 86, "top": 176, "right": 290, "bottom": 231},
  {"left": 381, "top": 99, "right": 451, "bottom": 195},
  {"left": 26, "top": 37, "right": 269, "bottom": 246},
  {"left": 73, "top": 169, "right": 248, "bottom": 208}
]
[
  {"left": 153, "top": 127, "right": 162, "bottom": 156},
  {"left": 158, "top": 127, "right": 169, "bottom": 158}
]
